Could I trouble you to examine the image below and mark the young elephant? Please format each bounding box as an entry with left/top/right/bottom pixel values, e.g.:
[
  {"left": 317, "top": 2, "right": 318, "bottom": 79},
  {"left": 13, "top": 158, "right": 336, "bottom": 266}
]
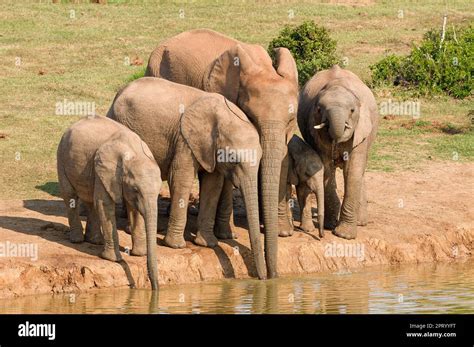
[
  {"left": 57, "top": 115, "right": 161, "bottom": 289},
  {"left": 287, "top": 135, "right": 325, "bottom": 238},
  {"left": 108, "top": 77, "right": 266, "bottom": 280},
  {"left": 297, "top": 65, "right": 378, "bottom": 240}
]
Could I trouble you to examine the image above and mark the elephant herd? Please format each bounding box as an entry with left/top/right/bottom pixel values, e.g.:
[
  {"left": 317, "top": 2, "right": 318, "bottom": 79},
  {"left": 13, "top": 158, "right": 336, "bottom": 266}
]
[{"left": 56, "top": 29, "right": 378, "bottom": 290}]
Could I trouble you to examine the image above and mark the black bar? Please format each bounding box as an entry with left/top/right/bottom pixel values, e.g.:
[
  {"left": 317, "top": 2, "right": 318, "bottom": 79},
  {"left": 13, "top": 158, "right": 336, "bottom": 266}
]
[{"left": 0, "top": 314, "right": 472, "bottom": 346}]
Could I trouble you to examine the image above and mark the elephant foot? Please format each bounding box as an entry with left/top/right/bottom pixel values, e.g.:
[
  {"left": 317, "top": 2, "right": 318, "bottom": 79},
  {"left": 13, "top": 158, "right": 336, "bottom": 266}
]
[
  {"left": 299, "top": 220, "right": 315, "bottom": 233},
  {"left": 194, "top": 231, "right": 218, "bottom": 248},
  {"left": 278, "top": 229, "right": 294, "bottom": 237},
  {"left": 85, "top": 232, "right": 104, "bottom": 245},
  {"left": 333, "top": 222, "right": 357, "bottom": 240},
  {"left": 85, "top": 218, "right": 104, "bottom": 244},
  {"left": 214, "top": 223, "right": 237, "bottom": 240},
  {"left": 100, "top": 248, "right": 123, "bottom": 262},
  {"left": 69, "top": 228, "right": 84, "bottom": 243},
  {"left": 131, "top": 244, "right": 147, "bottom": 256},
  {"left": 164, "top": 233, "right": 186, "bottom": 249},
  {"left": 278, "top": 220, "right": 294, "bottom": 237}
]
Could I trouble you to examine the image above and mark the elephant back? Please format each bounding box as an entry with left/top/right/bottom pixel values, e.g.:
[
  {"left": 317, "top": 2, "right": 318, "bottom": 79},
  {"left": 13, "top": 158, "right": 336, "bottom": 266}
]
[{"left": 146, "top": 29, "right": 238, "bottom": 89}]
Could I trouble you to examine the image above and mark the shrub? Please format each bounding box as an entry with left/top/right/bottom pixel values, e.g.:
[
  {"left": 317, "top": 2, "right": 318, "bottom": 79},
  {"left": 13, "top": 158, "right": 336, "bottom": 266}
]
[
  {"left": 268, "top": 21, "right": 340, "bottom": 87},
  {"left": 370, "top": 25, "right": 473, "bottom": 98}
]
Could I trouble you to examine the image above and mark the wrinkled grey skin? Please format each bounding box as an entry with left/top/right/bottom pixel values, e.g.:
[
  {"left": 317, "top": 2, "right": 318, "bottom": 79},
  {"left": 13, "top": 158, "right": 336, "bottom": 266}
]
[
  {"left": 287, "top": 135, "right": 325, "bottom": 238},
  {"left": 108, "top": 77, "right": 266, "bottom": 280},
  {"left": 57, "top": 115, "right": 161, "bottom": 290},
  {"left": 145, "top": 29, "right": 299, "bottom": 278},
  {"left": 297, "top": 65, "right": 378, "bottom": 240}
]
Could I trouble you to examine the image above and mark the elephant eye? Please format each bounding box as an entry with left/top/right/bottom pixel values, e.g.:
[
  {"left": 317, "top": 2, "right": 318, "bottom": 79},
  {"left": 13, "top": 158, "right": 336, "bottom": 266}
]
[
  {"left": 133, "top": 186, "right": 139, "bottom": 192},
  {"left": 350, "top": 108, "right": 355, "bottom": 113}
]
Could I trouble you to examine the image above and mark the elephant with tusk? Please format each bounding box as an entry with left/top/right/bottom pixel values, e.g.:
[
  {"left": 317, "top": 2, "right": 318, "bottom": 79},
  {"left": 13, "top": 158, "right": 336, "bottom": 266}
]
[{"left": 297, "top": 65, "right": 378, "bottom": 240}]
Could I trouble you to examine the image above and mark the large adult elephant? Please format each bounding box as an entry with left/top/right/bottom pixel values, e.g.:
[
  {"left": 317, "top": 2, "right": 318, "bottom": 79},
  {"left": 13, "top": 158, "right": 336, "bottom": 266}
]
[
  {"left": 145, "top": 29, "right": 299, "bottom": 278},
  {"left": 297, "top": 65, "right": 378, "bottom": 240}
]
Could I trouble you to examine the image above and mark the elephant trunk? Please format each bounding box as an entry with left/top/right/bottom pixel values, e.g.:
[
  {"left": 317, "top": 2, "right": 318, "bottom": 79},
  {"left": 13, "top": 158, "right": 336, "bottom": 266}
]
[
  {"left": 327, "top": 110, "right": 347, "bottom": 142},
  {"left": 309, "top": 174, "right": 325, "bottom": 238},
  {"left": 240, "top": 177, "right": 266, "bottom": 280},
  {"left": 144, "top": 199, "right": 159, "bottom": 290},
  {"left": 259, "top": 120, "right": 287, "bottom": 279}
]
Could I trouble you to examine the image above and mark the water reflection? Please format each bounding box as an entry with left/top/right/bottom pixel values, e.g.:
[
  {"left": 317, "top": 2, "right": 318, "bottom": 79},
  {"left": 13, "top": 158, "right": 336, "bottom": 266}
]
[{"left": 1, "top": 261, "right": 473, "bottom": 314}]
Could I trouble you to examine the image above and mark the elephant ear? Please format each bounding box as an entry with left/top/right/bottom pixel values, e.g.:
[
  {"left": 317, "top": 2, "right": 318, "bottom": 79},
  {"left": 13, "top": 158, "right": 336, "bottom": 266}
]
[
  {"left": 94, "top": 135, "right": 132, "bottom": 204},
  {"left": 273, "top": 47, "right": 298, "bottom": 86},
  {"left": 180, "top": 96, "right": 220, "bottom": 173},
  {"left": 203, "top": 44, "right": 258, "bottom": 102},
  {"left": 352, "top": 100, "right": 373, "bottom": 148},
  {"left": 223, "top": 97, "right": 250, "bottom": 124}
]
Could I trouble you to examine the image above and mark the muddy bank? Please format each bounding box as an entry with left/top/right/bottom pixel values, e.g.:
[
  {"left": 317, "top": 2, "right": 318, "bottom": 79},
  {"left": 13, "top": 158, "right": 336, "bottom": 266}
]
[{"left": 0, "top": 162, "right": 472, "bottom": 299}]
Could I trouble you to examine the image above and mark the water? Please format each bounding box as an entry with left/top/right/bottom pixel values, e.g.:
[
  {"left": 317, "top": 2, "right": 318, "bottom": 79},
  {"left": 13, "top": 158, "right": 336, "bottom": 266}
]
[{"left": 1, "top": 261, "right": 473, "bottom": 314}]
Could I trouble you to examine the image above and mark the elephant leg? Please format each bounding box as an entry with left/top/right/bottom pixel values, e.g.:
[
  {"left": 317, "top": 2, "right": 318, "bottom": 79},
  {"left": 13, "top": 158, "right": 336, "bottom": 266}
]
[
  {"left": 286, "top": 182, "right": 294, "bottom": 225},
  {"left": 195, "top": 171, "right": 224, "bottom": 247},
  {"left": 125, "top": 202, "right": 134, "bottom": 235},
  {"left": 296, "top": 183, "right": 314, "bottom": 233},
  {"left": 358, "top": 176, "right": 368, "bottom": 226},
  {"left": 126, "top": 201, "right": 147, "bottom": 256},
  {"left": 334, "top": 147, "right": 367, "bottom": 240},
  {"left": 84, "top": 202, "right": 104, "bottom": 245},
  {"left": 213, "top": 179, "right": 237, "bottom": 240},
  {"left": 78, "top": 200, "right": 88, "bottom": 216},
  {"left": 94, "top": 181, "right": 122, "bottom": 262},
  {"left": 278, "top": 153, "right": 294, "bottom": 237},
  {"left": 60, "top": 175, "right": 84, "bottom": 243},
  {"left": 66, "top": 198, "right": 84, "bottom": 243},
  {"left": 165, "top": 163, "right": 195, "bottom": 249},
  {"left": 323, "top": 164, "right": 340, "bottom": 230},
  {"left": 118, "top": 199, "right": 128, "bottom": 218}
]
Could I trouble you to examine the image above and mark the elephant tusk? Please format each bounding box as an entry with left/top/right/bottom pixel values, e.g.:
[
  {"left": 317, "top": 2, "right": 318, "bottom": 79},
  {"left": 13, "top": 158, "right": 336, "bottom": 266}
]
[
  {"left": 314, "top": 122, "right": 327, "bottom": 129},
  {"left": 345, "top": 122, "right": 352, "bottom": 129}
]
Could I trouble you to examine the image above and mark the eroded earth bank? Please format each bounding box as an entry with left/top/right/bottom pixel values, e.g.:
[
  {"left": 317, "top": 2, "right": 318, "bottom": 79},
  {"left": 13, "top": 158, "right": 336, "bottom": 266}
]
[{"left": 0, "top": 162, "right": 472, "bottom": 299}]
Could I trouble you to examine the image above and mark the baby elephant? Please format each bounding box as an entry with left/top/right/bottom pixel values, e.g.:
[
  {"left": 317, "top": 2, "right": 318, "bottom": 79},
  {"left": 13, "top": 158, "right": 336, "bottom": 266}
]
[
  {"left": 287, "top": 135, "right": 325, "bottom": 238},
  {"left": 57, "top": 115, "right": 161, "bottom": 290}
]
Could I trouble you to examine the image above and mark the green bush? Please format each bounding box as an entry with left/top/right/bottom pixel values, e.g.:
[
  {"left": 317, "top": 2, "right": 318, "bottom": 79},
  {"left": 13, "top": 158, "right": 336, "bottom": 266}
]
[
  {"left": 370, "top": 25, "right": 473, "bottom": 98},
  {"left": 268, "top": 21, "right": 339, "bottom": 87}
]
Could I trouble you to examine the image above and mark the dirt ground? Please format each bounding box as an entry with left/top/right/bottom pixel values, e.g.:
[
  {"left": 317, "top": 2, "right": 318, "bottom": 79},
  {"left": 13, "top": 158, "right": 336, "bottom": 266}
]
[{"left": 0, "top": 162, "right": 472, "bottom": 299}]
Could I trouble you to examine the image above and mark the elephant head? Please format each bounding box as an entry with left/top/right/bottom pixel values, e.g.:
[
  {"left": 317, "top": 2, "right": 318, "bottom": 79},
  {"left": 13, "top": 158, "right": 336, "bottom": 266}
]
[
  {"left": 94, "top": 131, "right": 161, "bottom": 290},
  {"left": 313, "top": 81, "right": 373, "bottom": 148},
  {"left": 202, "top": 44, "right": 299, "bottom": 278},
  {"left": 180, "top": 95, "right": 266, "bottom": 279}
]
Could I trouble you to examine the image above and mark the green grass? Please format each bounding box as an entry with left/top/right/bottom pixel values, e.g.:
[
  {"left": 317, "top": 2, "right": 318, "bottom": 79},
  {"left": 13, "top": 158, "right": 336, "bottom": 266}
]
[
  {"left": 0, "top": 0, "right": 473, "bottom": 199},
  {"left": 126, "top": 66, "right": 146, "bottom": 82}
]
